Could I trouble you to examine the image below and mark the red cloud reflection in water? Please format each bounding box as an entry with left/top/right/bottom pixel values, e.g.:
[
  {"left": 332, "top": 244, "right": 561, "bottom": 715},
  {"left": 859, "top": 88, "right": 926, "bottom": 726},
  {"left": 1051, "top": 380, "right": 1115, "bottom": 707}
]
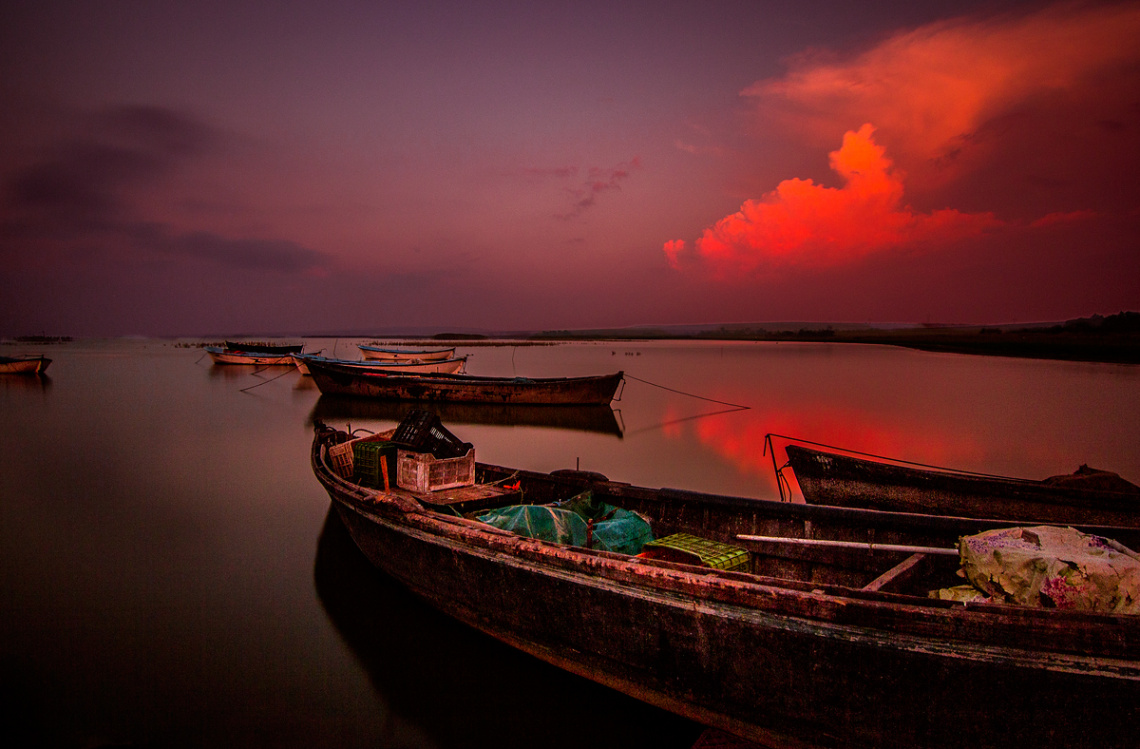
[
  {"left": 664, "top": 124, "right": 998, "bottom": 277},
  {"left": 665, "top": 401, "right": 984, "bottom": 500}
]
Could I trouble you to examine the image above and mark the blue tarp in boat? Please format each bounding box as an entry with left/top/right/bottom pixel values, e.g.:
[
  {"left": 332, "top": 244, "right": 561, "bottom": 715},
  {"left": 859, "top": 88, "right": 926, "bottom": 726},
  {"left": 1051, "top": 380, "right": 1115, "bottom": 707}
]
[{"left": 477, "top": 491, "right": 653, "bottom": 555}]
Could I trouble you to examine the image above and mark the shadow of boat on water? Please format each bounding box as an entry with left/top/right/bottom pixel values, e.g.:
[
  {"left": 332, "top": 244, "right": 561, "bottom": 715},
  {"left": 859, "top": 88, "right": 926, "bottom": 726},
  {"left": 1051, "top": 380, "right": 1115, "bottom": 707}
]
[
  {"left": 307, "top": 395, "right": 624, "bottom": 438},
  {"left": 1, "top": 373, "right": 51, "bottom": 391},
  {"left": 312, "top": 508, "right": 700, "bottom": 749}
]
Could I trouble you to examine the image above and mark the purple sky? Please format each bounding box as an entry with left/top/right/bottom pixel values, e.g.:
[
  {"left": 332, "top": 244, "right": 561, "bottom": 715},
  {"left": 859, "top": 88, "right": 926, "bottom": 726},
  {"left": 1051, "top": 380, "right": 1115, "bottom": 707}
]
[{"left": 2, "top": 1, "right": 1138, "bottom": 337}]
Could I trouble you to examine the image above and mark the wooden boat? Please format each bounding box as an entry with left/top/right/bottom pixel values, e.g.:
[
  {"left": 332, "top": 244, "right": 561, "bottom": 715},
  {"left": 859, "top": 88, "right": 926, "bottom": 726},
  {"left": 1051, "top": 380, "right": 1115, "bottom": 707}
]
[
  {"left": 293, "top": 353, "right": 467, "bottom": 377},
  {"left": 223, "top": 340, "right": 303, "bottom": 355},
  {"left": 308, "top": 396, "right": 624, "bottom": 437},
  {"left": 779, "top": 441, "right": 1140, "bottom": 527},
  {"left": 0, "top": 354, "right": 51, "bottom": 374},
  {"left": 358, "top": 344, "right": 456, "bottom": 362},
  {"left": 311, "top": 422, "right": 1140, "bottom": 749},
  {"left": 204, "top": 346, "right": 297, "bottom": 366},
  {"left": 306, "top": 358, "right": 623, "bottom": 405}
]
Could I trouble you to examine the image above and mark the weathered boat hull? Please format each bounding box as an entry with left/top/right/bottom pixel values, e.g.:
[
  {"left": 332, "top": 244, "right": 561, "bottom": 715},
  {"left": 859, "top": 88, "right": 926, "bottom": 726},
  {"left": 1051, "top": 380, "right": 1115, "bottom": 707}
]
[
  {"left": 307, "top": 359, "right": 623, "bottom": 405},
  {"left": 0, "top": 355, "right": 51, "bottom": 374},
  {"left": 358, "top": 345, "right": 456, "bottom": 362},
  {"left": 785, "top": 444, "right": 1140, "bottom": 527},
  {"left": 312, "top": 425, "right": 1140, "bottom": 749},
  {"left": 294, "top": 354, "right": 467, "bottom": 376}
]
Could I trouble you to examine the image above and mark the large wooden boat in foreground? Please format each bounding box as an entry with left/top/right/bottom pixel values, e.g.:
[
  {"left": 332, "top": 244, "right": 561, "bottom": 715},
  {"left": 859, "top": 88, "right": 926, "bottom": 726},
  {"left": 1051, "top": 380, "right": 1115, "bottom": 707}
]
[
  {"left": 781, "top": 441, "right": 1140, "bottom": 527},
  {"left": 307, "top": 358, "right": 623, "bottom": 405},
  {"left": 312, "top": 422, "right": 1139, "bottom": 749}
]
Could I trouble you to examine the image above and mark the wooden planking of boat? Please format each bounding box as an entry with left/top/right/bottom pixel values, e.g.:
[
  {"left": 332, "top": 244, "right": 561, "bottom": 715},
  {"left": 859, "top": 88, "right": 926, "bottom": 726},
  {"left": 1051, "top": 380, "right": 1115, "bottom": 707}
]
[
  {"left": 777, "top": 438, "right": 1140, "bottom": 527},
  {"left": 306, "top": 357, "right": 623, "bottom": 405},
  {"left": 0, "top": 354, "right": 52, "bottom": 375},
  {"left": 293, "top": 353, "right": 468, "bottom": 377},
  {"left": 312, "top": 421, "right": 1140, "bottom": 749},
  {"left": 205, "top": 346, "right": 298, "bottom": 366},
  {"left": 358, "top": 344, "right": 457, "bottom": 362}
]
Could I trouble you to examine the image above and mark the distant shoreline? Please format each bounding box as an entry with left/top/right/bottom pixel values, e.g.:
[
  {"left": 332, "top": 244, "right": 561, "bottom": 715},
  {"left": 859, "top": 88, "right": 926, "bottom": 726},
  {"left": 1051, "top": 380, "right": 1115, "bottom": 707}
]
[{"left": 356, "top": 328, "right": 1138, "bottom": 364}]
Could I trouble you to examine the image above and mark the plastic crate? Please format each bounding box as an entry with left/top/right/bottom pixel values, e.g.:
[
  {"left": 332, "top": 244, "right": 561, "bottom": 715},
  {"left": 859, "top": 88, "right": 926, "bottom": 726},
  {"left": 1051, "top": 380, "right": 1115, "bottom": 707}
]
[
  {"left": 353, "top": 441, "right": 398, "bottom": 489},
  {"left": 326, "top": 430, "right": 395, "bottom": 480},
  {"left": 397, "top": 448, "right": 475, "bottom": 492},
  {"left": 640, "top": 533, "right": 750, "bottom": 571},
  {"left": 327, "top": 440, "right": 356, "bottom": 478},
  {"left": 391, "top": 409, "right": 472, "bottom": 458}
]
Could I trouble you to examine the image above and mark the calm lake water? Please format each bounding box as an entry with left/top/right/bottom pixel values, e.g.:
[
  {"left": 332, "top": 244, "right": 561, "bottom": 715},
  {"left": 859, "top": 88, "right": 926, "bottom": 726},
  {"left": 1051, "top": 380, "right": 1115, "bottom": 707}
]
[{"left": 2, "top": 338, "right": 1138, "bottom": 748}]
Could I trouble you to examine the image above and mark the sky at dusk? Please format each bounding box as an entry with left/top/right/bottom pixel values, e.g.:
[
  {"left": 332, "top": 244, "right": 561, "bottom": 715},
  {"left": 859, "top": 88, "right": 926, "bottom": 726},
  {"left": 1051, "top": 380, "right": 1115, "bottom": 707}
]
[{"left": 2, "top": 1, "right": 1138, "bottom": 337}]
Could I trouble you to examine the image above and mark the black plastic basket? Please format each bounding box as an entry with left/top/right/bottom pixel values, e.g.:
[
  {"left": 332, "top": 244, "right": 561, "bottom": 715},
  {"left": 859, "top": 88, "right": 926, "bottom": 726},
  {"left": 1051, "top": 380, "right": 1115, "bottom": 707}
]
[{"left": 390, "top": 409, "right": 472, "bottom": 459}]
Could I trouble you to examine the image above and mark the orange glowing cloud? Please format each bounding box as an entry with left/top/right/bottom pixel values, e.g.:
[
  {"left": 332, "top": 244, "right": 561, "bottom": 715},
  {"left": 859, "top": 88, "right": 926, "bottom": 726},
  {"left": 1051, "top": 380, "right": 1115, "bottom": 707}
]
[
  {"left": 664, "top": 124, "right": 997, "bottom": 275},
  {"left": 745, "top": 3, "right": 1140, "bottom": 186}
]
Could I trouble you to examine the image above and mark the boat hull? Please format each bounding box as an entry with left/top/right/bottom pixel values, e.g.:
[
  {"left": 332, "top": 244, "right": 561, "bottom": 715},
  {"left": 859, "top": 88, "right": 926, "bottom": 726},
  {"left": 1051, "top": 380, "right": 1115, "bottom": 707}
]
[
  {"left": 307, "top": 360, "right": 622, "bottom": 405},
  {"left": 785, "top": 444, "right": 1140, "bottom": 527},
  {"left": 205, "top": 347, "right": 297, "bottom": 366},
  {"left": 223, "top": 341, "right": 303, "bottom": 355},
  {"left": 358, "top": 345, "right": 456, "bottom": 362},
  {"left": 294, "top": 354, "right": 467, "bottom": 376},
  {"left": 0, "top": 355, "right": 51, "bottom": 374},
  {"left": 312, "top": 427, "right": 1140, "bottom": 749}
]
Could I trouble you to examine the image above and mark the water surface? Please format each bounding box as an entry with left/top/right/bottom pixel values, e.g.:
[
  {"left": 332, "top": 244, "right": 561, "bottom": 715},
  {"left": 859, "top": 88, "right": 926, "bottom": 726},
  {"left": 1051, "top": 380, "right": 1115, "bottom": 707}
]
[{"left": 2, "top": 338, "right": 1137, "bottom": 747}]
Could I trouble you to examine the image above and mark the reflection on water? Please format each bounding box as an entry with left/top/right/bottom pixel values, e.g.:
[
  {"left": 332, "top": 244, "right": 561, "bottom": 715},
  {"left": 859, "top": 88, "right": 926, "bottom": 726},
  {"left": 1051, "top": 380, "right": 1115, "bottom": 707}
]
[
  {"left": 0, "top": 373, "right": 51, "bottom": 392},
  {"left": 309, "top": 395, "right": 625, "bottom": 437},
  {"left": 314, "top": 509, "right": 701, "bottom": 749},
  {"left": 1, "top": 338, "right": 1137, "bottom": 747}
]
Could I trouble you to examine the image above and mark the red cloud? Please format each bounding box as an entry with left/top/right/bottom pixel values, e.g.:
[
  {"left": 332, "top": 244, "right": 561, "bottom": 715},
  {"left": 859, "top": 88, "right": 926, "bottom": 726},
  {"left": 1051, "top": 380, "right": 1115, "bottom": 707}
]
[
  {"left": 745, "top": 3, "right": 1140, "bottom": 188},
  {"left": 664, "top": 124, "right": 997, "bottom": 276}
]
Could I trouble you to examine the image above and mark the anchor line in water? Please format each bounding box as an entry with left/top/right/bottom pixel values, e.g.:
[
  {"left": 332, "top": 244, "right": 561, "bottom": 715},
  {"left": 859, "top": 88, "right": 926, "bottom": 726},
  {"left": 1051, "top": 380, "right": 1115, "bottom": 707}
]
[
  {"left": 240, "top": 364, "right": 297, "bottom": 393},
  {"left": 622, "top": 374, "right": 751, "bottom": 411}
]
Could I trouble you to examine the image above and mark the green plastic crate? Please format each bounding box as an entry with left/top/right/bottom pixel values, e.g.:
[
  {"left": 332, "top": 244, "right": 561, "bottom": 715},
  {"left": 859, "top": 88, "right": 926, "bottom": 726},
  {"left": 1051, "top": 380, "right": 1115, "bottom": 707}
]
[
  {"left": 641, "top": 533, "right": 750, "bottom": 571},
  {"left": 353, "top": 441, "right": 398, "bottom": 489}
]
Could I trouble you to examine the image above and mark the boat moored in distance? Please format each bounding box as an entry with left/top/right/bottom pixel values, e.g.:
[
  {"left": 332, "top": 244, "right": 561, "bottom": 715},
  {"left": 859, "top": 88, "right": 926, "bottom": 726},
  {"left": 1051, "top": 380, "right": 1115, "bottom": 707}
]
[
  {"left": 778, "top": 439, "right": 1140, "bottom": 527},
  {"left": 0, "top": 354, "right": 51, "bottom": 374},
  {"left": 358, "top": 344, "right": 457, "bottom": 362},
  {"left": 312, "top": 420, "right": 1140, "bottom": 749},
  {"left": 293, "top": 353, "right": 468, "bottom": 376},
  {"left": 306, "top": 357, "right": 623, "bottom": 405},
  {"left": 205, "top": 346, "right": 298, "bottom": 366},
  {"left": 223, "top": 340, "right": 304, "bottom": 355}
]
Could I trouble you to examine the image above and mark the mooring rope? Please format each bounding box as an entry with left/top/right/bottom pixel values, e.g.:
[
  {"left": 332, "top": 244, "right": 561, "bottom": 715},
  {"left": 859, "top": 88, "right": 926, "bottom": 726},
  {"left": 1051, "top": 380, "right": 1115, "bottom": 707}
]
[
  {"left": 622, "top": 373, "right": 751, "bottom": 411},
  {"left": 239, "top": 363, "right": 297, "bottom": 393}
]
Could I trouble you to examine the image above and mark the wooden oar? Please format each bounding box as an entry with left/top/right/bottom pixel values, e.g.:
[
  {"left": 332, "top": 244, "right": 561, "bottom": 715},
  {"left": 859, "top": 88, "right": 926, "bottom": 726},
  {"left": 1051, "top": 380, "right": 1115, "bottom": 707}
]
[{"left": 736, "top": 534, "right": 959, "bottom": 556}]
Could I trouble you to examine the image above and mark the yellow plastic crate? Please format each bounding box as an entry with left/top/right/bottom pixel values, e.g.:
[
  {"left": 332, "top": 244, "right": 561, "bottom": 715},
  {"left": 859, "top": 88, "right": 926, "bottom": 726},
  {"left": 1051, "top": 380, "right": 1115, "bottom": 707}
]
[{"left": 641, "top": 533, "right": 750, "bottom": 571}]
